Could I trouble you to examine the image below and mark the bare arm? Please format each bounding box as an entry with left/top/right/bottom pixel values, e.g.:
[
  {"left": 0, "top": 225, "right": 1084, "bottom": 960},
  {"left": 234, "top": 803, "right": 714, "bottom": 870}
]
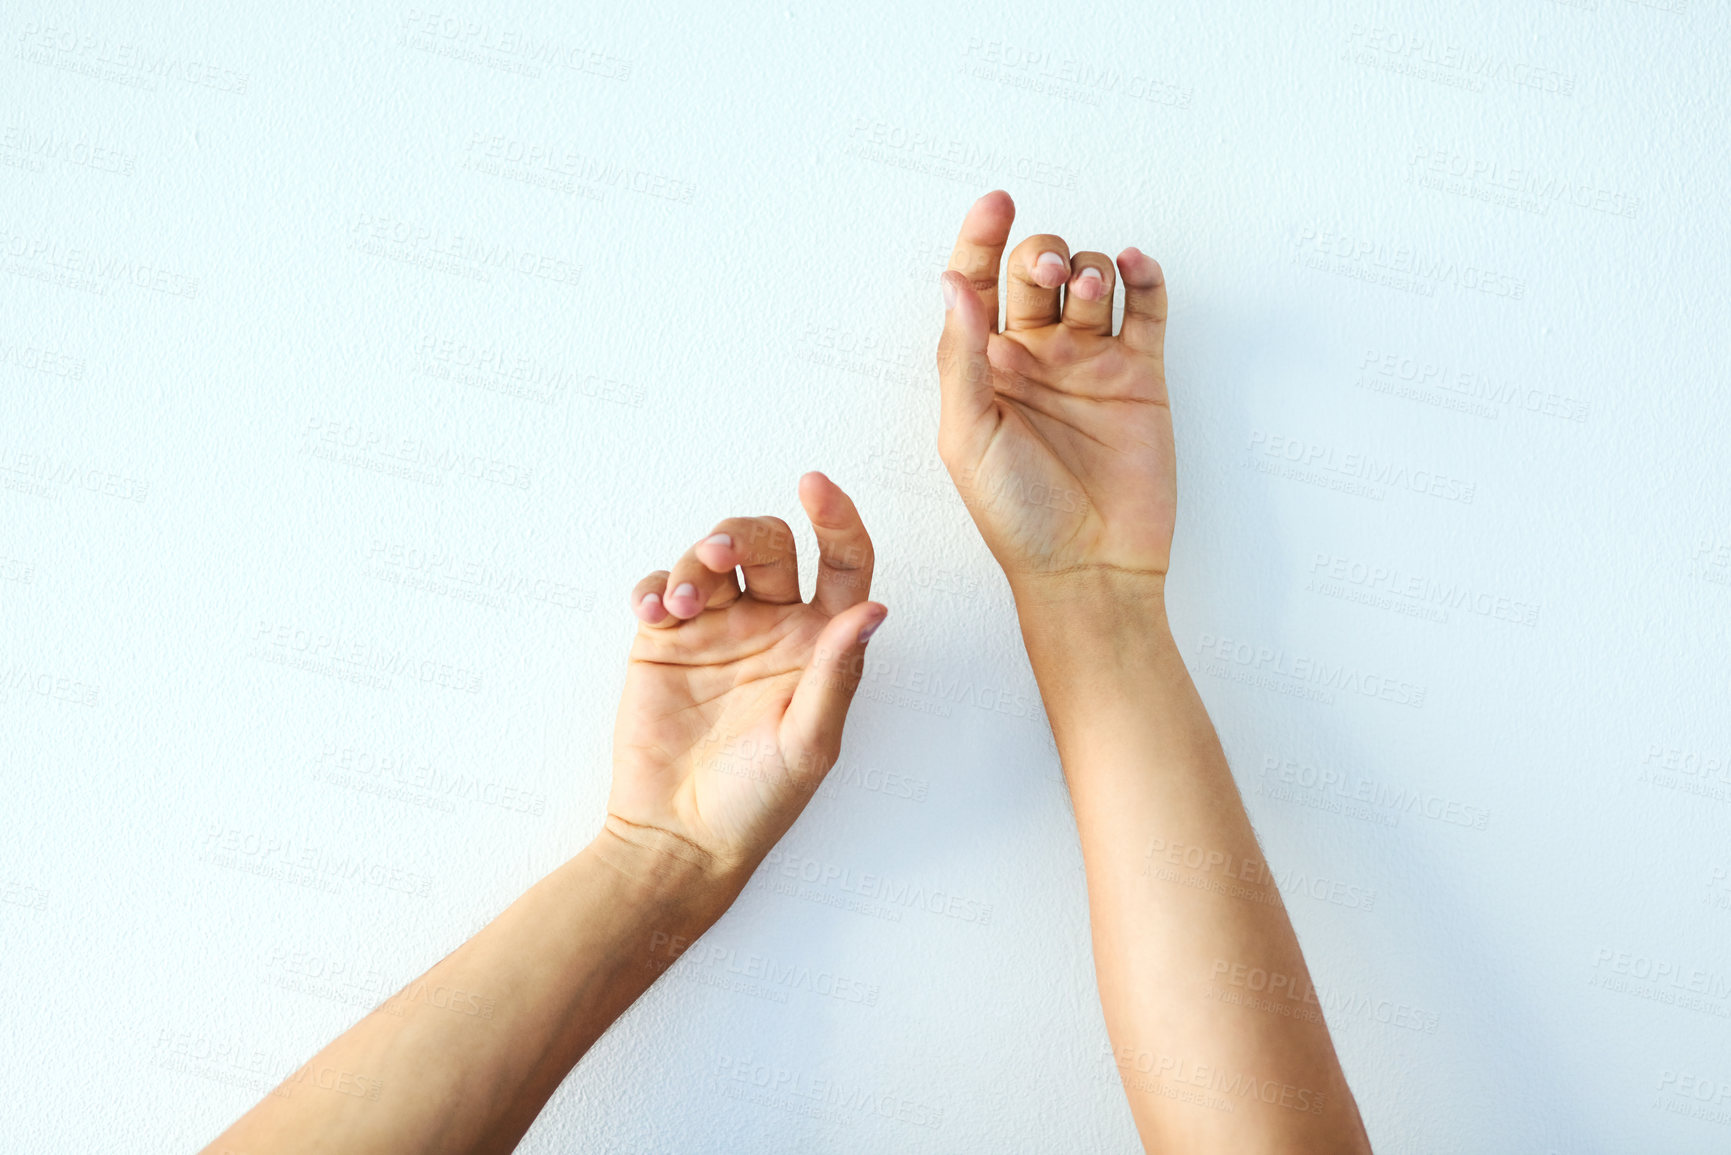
[
  {"left": 203, "top": 831, "right": 738, "bottom": 1154},
  {"left": 203, "top": 473, "right": 887, "bottom": 1154},
  {"left": 1017, "top": 573, "right": 1365, "bottom": 1152},
  {"left": 935, "top": 190, "right": 1372, "bottom": 1153}
]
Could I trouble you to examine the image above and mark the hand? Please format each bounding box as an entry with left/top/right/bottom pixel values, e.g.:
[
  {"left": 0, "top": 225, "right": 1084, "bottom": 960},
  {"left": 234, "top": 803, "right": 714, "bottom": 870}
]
[
  {"left": 604, "top": 472, "right": 885, "bottom": 884},
  {"left": 935, "top": 190, "right": 1175, "bottom": 594}
]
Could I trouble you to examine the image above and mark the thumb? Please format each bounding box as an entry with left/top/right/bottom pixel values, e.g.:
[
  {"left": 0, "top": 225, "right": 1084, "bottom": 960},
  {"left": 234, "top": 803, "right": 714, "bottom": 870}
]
[
  {"left": 779, "top": 601, "right": 888, "bottom": 786},
  {"left": 936, "top": 271, "right": 995, "bottom": 461}
]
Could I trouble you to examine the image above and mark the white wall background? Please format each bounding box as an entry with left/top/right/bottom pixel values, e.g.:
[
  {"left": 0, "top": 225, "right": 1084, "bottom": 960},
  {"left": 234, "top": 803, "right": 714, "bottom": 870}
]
[{"left": 4, "top": 2, "right": 1729, "bottom": 1152}]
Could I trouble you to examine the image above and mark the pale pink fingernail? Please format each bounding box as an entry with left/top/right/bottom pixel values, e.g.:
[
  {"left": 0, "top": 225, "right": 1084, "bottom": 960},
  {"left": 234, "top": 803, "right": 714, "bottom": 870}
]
[
  {"left": 703, "top": 533, "right": 732, "bottom": 549},
  {"left": 941, "top": 274, "right": 957, "bottom": 311},
  {"left": 1073, "top": 267, "right": 1104, "bottom": 301},
  {"left": 1034, "top": 251, "right": 1068, "bottom": 287},
  {"left": 857, "top": 613, "right": 886, "bottom": 645},
  {"left": 671, "top": 582, "right": 698, "bottom": 611},
  {"left": 638, "top": 592, "right": 664, "bottom": 620}
]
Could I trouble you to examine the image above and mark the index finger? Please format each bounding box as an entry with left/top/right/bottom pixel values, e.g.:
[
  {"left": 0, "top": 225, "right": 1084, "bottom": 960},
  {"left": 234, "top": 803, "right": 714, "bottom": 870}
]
[{"left": 946, "top": 189, "right": 1016, "bottom": 333}]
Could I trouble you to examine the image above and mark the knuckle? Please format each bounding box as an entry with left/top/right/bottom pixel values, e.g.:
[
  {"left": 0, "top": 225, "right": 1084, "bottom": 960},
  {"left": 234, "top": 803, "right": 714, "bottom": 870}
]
[
  {"left": 737, "top": 517, "right": 787, "bottom": 549},
  {"left": 745, "top": 517, "right": 795, "bottom": 559},
  {"left": 1124, "top": 298, "right": 1164, "bottom": 324},
  {"left": 952, "top": 250, "right": 998, "bottom": 281},
  {"left": 952, "top": 247, "right": 1000, "bottom": 284},
  {"left": 821, "top": 537, "right": 872, "bottom": 572}
]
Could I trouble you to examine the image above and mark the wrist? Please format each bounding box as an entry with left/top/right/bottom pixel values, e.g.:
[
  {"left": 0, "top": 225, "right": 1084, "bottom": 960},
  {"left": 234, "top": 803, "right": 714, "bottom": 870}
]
[
  {"left": 1010, "top": 566, "right": 1184, "bottom": 706},
  {"left": 1009, "top": 570, "right": 1210, "bottom": 789},
  {"left": 587, "top": 815, "right": 747, "bottom": 924},
  {"left": 1010, "top": 565, "right": 1171, "bottom": 640}
]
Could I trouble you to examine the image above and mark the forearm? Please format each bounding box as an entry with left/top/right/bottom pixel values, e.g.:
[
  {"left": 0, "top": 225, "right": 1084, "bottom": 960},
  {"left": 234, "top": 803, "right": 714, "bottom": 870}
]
[
  {"left": 1014, "top": 571, "right": 1370, "bottom": 1154},
  {"left": 203, "top": 821, "right": 740, "bottom": 1155}
]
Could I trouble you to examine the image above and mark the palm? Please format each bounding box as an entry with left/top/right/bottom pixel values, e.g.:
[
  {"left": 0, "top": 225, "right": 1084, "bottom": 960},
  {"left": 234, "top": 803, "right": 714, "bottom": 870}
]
[
  {"left": 968, "top": 327, "right": 1176, "bottom": 579},
  {"left": 610, "top": 601, "right": 825, "bottom": 859}
]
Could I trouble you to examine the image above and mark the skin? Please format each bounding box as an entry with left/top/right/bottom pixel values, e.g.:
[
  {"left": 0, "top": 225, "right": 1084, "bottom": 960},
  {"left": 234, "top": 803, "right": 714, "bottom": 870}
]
[
  {"left": 937, "top": 189, "right": 1374, "bottom": 1153},
  {"left": 202, "top": 192, "right": 1373, "bottom": 1155},
  {"left": 200, "top": 472, "right": 886, "bottom": 1155}
]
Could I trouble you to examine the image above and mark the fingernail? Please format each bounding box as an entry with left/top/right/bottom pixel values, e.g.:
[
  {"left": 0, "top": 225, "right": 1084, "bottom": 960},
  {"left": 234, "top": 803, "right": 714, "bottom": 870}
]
[
  {"left": 857, "top": 613, "right": 886, "bottom": 645},
  {"left": 941, "top": 274, "right": 957, "bottom": 311},
  {"left": 702, "top": 533, "right": 732, "bottom": 549},
  {"left": 671, "top": 582, "right": 698, "bottom": 611},
  {"left": 638, "top": 592, "right": 663, "bottom": 620},
  {"left": 1034, "top": 251, "right": 1068, "bottom": 287},
  {"left": 1073, "top": 267, "right": 1104, "bottom": 301}
]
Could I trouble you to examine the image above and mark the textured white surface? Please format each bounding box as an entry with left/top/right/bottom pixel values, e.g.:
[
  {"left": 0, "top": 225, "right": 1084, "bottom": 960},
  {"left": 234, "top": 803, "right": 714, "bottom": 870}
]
[{"left": 4, "top": 2, "right": 1730, "bottom": 1152}]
